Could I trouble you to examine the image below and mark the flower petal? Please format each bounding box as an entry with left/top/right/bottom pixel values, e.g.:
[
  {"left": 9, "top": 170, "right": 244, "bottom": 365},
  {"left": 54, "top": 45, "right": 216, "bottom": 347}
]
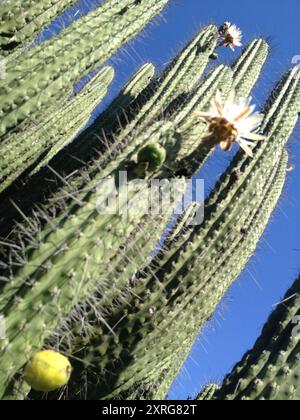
[
  {"left": 243, "top": 132, "right": 265, "bottom": 141},
  {"left": 237, "top": 138, "right": 254, "bottom": 157}
]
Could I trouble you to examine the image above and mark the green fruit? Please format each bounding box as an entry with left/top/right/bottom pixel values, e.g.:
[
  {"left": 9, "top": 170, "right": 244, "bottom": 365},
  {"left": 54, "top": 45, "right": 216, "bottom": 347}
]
[
  {"left": 24, "top": 351, "right": 72, "bottom": 392},
  {"left": 137, "top": 143, "right": 167, "bottom": 172}
]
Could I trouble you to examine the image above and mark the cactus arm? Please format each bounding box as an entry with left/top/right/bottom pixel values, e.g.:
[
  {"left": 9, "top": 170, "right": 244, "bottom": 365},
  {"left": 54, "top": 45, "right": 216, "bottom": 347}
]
[
  {"left": 136, "top": 68, "right": 300, "bottom": 335},
  {"left": 232, "top": 39, "right": 269, "bottom": 98},
  {"left": 0, "top": 175, "right": 185, "bottom": 397},
  {"left": 29, "top": 67, "right": 115, "bottom": 173},
  {"left": 111, "top": 150, "right": 289, "bottom": 400},
  {"left": 0, "top": 0, "right": 170, "bottom": 136},
  {"left": 1, "top": 376, "right": 31, "bottom": 401},
  {"left": 68, "top": 26, "right": 218, "bottom": 174},
  {"left": 0, "top": 0, "right": 78, "bottom": 55},
  {"left": 101, "top": 148, "right": 288, "bottom": 401},
  {"left": 0, "top": 28, "right": 217, "bottom": 238},
  {"left": 0, "top": 66, "right": 115, "bottom": 192},
  {"left": 214, "top": 275, "right": 300, "bottom": 400},
  {"left": 54, "top": 178, "right": 186, "bottom": 348},
  {"left": 53, "top": 63, "right": 156, "bottom": 174},
  {"left": 0, "top": 182, "right": 148, "bottom": 396},
  {"left": 95, "top": 63, "right": 156, "bottom": 133},
  {"left": 63, "top": 26, "right": 218, "bottom": 185},
  {"left": 173, "top": 39, "right": 269, "bottom": 177},
  {"left": 165, "top": 65, "right": 233, "bottom": 170},
  {"left": 197, "top": 384, "right": 219, "bottom": 400}
]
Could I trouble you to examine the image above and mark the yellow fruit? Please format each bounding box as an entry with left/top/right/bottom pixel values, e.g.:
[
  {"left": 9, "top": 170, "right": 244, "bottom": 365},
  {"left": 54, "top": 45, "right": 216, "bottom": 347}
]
[{"left": 24, "top": 350, "right": 72, "bottom": 392}]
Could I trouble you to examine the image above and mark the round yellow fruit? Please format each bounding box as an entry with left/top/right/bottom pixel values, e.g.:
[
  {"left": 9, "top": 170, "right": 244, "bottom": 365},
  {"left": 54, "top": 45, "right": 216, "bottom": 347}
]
[{"left": 24, "top": 350, "right": 72, "bottom": 392}]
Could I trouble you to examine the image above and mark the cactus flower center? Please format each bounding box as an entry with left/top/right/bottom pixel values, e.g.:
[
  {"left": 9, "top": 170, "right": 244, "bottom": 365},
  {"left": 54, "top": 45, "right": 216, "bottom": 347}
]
[{"left": 205, "top": 116, "right": 239, "bottom": 151}]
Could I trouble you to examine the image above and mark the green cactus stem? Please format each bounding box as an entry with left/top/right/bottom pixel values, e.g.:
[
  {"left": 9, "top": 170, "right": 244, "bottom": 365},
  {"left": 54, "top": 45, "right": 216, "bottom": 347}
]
[
  {"left": 51, "top": 68, "right": 299, "bottom": 400},
  {"left": 52, "top": 63, "right": 156, "bottom": 174},
  {"left": 0, "top": 0, "right": 170, "bottom": 137},
  {"left": 214, "top": 275, "right": 300, "bottom": 400},
  {"left": 0, "top": 175, "right": 185, "bottom": 398},
  {"left": 0, "top": 4, "right": 299, "bottom": 401},
  {"left": 0, "top": 66, "right": 115, "bottom": 193},
  {"left": 0, "top": 26, "right": 218, "bottom": 239},
  {"left": 0, "top": 0, "right": 78, "bottom": 55},
  {"left": 197, "top": 384, "right": 219, "bottom": 400}
]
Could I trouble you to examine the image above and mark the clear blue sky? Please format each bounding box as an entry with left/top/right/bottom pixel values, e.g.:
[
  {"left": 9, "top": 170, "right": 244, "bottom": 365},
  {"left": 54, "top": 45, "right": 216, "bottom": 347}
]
[{"left": 44, "top": 0, "right": 300, "bottom": 399}]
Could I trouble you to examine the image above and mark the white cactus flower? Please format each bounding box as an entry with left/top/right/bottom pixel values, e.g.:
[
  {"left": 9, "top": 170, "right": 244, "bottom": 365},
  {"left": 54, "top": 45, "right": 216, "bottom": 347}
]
[
  {"left": 220, "top": 22, "right": 243, "bottom": 51},
  {"left": 199, "top": 90, "right": 265, "bottom": 157}
]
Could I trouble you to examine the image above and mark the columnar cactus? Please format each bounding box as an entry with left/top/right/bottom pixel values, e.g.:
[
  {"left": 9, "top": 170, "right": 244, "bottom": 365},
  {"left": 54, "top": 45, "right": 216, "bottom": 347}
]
[
  {"left": 0, "top": 0, "right": 78, "bottom": 54},
  {"left": 214, "top": 275, "right": 300, "bottom": 400},
  {"left": 197, "top": 384, "right": 219, "bottom": 400},
  {"left": 0, "top": 0, "right": 170, "bottom": 136},
  {"left": 0, "top": 1, "right": 299, "bottom": 401},
  {"left": 0, "top": 66, "right": 115, "bottom": 192}
]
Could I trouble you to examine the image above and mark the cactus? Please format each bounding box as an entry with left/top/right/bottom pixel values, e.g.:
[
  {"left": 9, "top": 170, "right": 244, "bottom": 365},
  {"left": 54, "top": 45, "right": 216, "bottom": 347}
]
[
  {"left": 0, "top": 66, "right": 115, "bottom": 192},
  {"left": 0, "top": 1, "right": 299, "bottom": 401},
  {"left": 0, "top": 0, "right": 170, "bottom": 137},
  {"left": 0, "top": 25, "right": 218, "bottom": 237},
  {"left": 40, "top": 69, "right": 297, "bottom": 400},
  {"left": 0, "top": 0, "right": 78, "bottom": 55},
  {"left": 0, "top": 174, "right": 186, "bottom": 397},
  {"left": 174, "top": 39, "right": 269, "bottom": 175},
  {"left": 197, "top": 384, "right": 219, "bottom": 400},
  {"left": 214, "top": 275, "right": 300, "bottom": 400}
]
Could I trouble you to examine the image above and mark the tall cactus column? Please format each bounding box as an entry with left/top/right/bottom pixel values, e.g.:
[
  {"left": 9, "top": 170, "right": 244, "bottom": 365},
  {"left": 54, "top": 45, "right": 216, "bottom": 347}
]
[
  {"left": 0, "top": 66, "right": 115, "bottom": 192},
  {"left": 54, "top": 67, "right": 299, "bottom": 400},
  {"left": 0, "top": 25, "right": 218, "bottom": 238},
  {"left": 0, "top": 0, "right": 78, "bottom": 54},
  {"left": 214, "top": 276, "right": 300, "bottom": 400},
  {"left": 0, "top": 2, "right": 299, "bottom": 401},
  {"left": 0, "top": 0, "right": 171, "bottom": 137}
]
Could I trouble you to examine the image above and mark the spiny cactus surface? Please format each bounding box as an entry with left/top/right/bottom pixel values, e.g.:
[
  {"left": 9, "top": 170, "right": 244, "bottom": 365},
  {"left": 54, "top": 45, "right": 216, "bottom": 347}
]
[
  {"left": 197, "top": 384, "right": 219, "bottom": 400},
  {"left": 0, "top": 0, "right": 78, "bottom": 55},
  {"left": 0, "top": 0, "right": 299, "bottom": 402},
  {"left": 214, "top": 276, "right": 300, "bottom": 401}
]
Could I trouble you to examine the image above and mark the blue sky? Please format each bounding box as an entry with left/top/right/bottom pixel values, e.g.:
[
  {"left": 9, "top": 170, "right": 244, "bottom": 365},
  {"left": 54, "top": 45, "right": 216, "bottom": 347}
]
[{"left": 44, "top": 0, "right": 300, "bottom": 399}]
